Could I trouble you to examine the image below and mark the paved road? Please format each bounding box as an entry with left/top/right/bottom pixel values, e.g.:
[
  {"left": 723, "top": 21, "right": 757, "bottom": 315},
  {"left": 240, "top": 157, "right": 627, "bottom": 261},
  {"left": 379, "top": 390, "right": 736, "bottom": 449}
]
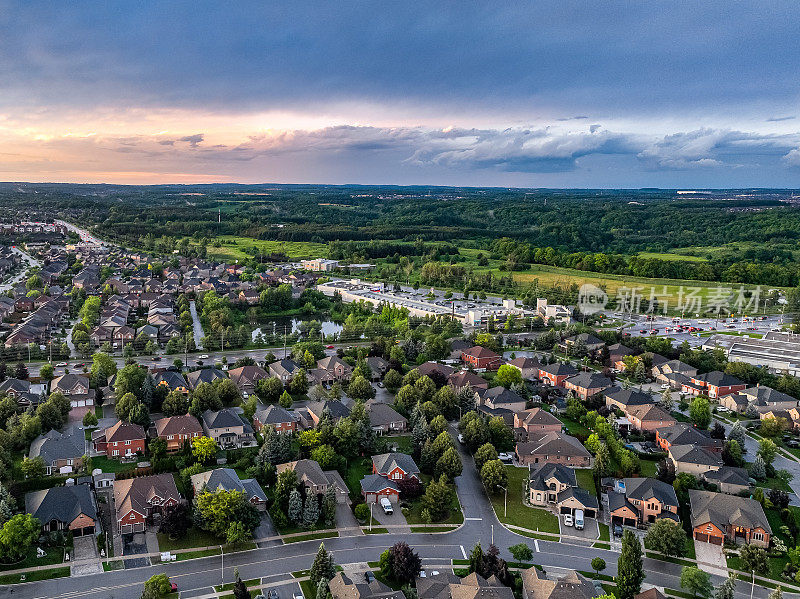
[
  {"left": 55, "top": 219, "right": 107, "bottom": 246},
  {"left": 0, "top": 246, "right": 41, "bottom": 293},
  {"left": 188, "top": 300, "right": 205, "bottom": 350}
]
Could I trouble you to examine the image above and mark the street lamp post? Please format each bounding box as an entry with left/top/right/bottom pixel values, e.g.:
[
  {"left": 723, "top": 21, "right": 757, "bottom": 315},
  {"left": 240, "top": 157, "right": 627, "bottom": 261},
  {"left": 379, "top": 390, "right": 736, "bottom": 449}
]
[
  {"left": 220, "top": 545, "right": 224, "bottom": 587},
  {"left": 498, "top": 485, "right": 508, "bottom": 518}
]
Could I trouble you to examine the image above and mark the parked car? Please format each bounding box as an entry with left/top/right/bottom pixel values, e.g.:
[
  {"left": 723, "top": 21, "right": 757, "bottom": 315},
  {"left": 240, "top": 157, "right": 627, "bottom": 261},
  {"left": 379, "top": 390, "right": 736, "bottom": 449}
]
[
  {"left": 498, "top": 452, "right": 514, "bottom": 464},
  {"left": 268, "top": 590, "right": 279, "bottom": 599},
  {"left": 365, "top": 572, "right": 375, "bottom": 583},
  {"left": 56, "top": 362, "right": 67, "bottom": 367},
  {"left": 458, "top": 434, "right": 465, "bottom": 444},
  {"left": 563, "top": 514, "right": 574, "bottom": 527},
  {"left": 171, "top": 583, "right": 178, "bottom": 592},
  {"left": 199, "top": 354, "right": 210, "bottom": 359},
  {"left": 574, "top": 509, "right": 584, "bottom": 530},
  {"left": 380, "top": 497, "right": 393, "bottom": 515},
  {"left": 660, "top": 384, "right": 670, "bottom": 389},
  {"left": 613, "top": 524, "right": 623, "bottom": 537}
]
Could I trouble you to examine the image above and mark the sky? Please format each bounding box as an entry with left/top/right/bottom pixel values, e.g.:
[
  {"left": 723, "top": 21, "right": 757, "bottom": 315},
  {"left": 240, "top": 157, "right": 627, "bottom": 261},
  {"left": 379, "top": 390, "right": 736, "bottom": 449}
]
[{"left": 1, "top": 1, "right": 800, "bottom": 187}]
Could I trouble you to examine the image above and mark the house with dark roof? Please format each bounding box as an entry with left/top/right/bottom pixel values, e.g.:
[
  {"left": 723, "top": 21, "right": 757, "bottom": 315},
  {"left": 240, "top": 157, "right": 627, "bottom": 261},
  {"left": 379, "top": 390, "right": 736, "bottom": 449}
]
[
  {"left": 537, "top": 363, "right": 578, "bottom": 387},
  {"left": 417, "top": 571, "right": 516, "bottom": 599},
  {"left": 564, "top": 372, "right": 613, "bottom": 400},
  {"left": 417, "top": 361, "right": 455, "bottom": 381},
  {"left": 252, "top": 404, "right": 297, "bottom": 434},
  {"left": 114, "top": 473, "right": 183, "bottom": 534},
  {"left": 329, "top": 571, "right": 405, "bottom": 599},
  {"left": 604, "top": 388, "right": 653, "bottom": 412},
  {"left": 153, "top": 371, "right": 189, "bottom": 394},
  {"left": 527, "top": 462, "right": 598, "bottom": 517},
  {"left": 515, "top": 431, "right": 592, "bottom": 468},
  {"left": 721, "top": 385, "right": 798, "bottom": 415},
  {"left": 190, "top": 467, "right": 268, "bottom": 510},
  {"left": 268, "top": 359, "right": 302, "bottom": 384},
  {"left": 372, "top": 452, "right": 420, "bottom": 481},
  {"left": 153, "top": 414, "right": 204, "bottom": 452},
  {"left": 610, "top": 478, "right": 679, "bottom": 527},
  {"left": 623, "top": 403, "right": 676, "bottom": 432},
  {"left": 559, "top": 333, "right": 605, "bottom": 355},
  {"left": 305, "top": 399, "right": 351, "bottom": 427},
  {"left": 316, "top": 356, "right": 353, "bottom": 381},
  {"left": 655, "top": 422, "right": 722, "bottom": 453},
  {"left": 520, "top": 567, "right": 600, "bottom": 599},
  {"left": 365, "top": 400, "right": 407, "bottom": 434},
  {"left": 29, "top": 429, "right": 86, "bottom": 475},
  {"left": 26, "top": 485, "right": 97, "bottom": 536},
  {"left": 652, "top": 360, "right": 697, "bottom": 385},
  {"left": 201, "top": 408, "right": 256, "bottom": 449},
  {"left": 514, "top": 408, "right": 563, "bottom": 436},
  {"left": 477, "top": 386, "right": 526, "bottom": 413},
  {"left": 702, "top": 466, "right": 753, "bottom": 495},
  {"left": 276, "top": 459, "right": 349, "bottom": 503},
  {"left": 51, "top": 373, "right": 95, "bottom": 408},
  {"left": 448, "top": 370, "right": 489, "bottom": 391},
  {"left": 227, "top": 365, "right": 268, "bottom": 394},
  {"left": 682, "top": 371, "right": 746, "bottom": 399},
  {"left": 506, "top": 356, "right": 541, "bottom": 380},
  {"left": 669, "top": 444, "right": 723, "bottom": 476},
  {"left": 185, "top": 367, "right": 228, "bottom": 391},
  {"left": 91, "top": 420, "right": 146, "bottom": 458},
  {"left": 690, "top": 489, "right": 770, "bottom": 547}
]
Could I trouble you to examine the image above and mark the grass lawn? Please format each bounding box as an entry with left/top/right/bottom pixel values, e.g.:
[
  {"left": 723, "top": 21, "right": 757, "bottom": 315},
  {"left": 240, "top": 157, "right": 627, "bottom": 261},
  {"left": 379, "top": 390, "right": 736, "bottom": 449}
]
[
  {"left": 637, "top": 252, "right": 708, "bottom": 263},
  {"left": 364, "top": 527, "right": 389, "bottom": 534},
  {"left": 91, "top": 455, "right": 137, "bottom": 474},
  {"left": 598, "top": 523, "right": 610, "bottom": 542},
  {"left": 205, "top": 236, "right": 328, "bottom": 262},
  {"left": 343, "top": 458, "right": 372, "bottom": 499},
  {"left": 410, "top": 525, "right": 458, "bottom": 533},
  {"left": 215, "top": 578, "right": 260, "bottom": 592},
  {"left": 558, "top": 416, "right": 591, "bottom": 438},
  {"left": 94, "top": 405, "right": 104, "bottom": 418},
  {"left": 0, "top": 546, "right": 64, "bottom": 572},
  {"left": 575, "top": 469, "right": 597, "bottom": 496},
  {"left": 0, "top": 567, "right": 70, "bottom": 585},
  {"left": 300, "top": 579, "right": 316, "bottom": 599},
  {"left": 157, "top": 527, "right": 220, "bottom": 551},
  {"left": 489, "top": 466, "right": 559, "bottom": 534},
  {"left": 176, "top": 547, "right": 221, "bottom": 561},
  {"left": 639, "top": 457, "right": 659, "bottom": 478},
  {"left": 382, "top": 435, "right": 413, "bottom": 454},
  {"left": 757, "top": 476, "right": 793, "bottom": 492}
]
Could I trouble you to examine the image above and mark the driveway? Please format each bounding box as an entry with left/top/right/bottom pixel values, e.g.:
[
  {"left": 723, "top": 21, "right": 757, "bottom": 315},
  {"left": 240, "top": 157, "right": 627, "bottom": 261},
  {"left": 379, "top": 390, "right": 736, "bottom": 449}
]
[
  {"left": 71, "top": 535, "right": 102, "bottom": 576},
  {"left": 694, "top": 539, "right": 728, "bottom": 576},
  {"left": 372, "top": 501, "right": 410, "bottom": 532},
  {"left": 336, "top": 503, "right": 363, "bottom": 537},
  {"left": 254, "top": 512, "right": 282, "bottom": 547},
  {"left": 559, "top": 516, "right": 599, "bottom": 545},
  {"left": 121, "top": 533, "right": 150, "bottom": 569}
]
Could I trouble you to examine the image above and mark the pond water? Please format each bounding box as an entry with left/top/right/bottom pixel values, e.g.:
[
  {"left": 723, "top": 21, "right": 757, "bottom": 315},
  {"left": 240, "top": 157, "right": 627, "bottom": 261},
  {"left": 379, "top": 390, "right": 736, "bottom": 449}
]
[{"left": 251, "top": 317, "right": 344, "bottom": 341}]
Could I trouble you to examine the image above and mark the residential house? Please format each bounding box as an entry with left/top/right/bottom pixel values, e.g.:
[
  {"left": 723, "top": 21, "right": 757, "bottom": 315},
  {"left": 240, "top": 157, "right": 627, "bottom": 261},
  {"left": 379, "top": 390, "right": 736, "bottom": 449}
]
[
  {"left": 537, "top": 363, "right": 579, "bottom": 387},
  {"left": 527, "top": 463, "right": 598, "bottom": 517},
  {"left": 624, "top": 403, "right": 676, "bottom": 432},
  {"left": 609, "top": 478, "right": 679, "bottom": 527},
  {"left": 417, "top": 361, "right": 454, "bottom": 381},
  {"left": 114, "top": 474, "right": 183, "bottom": 534},
  {"left": 365, "top": 400, "right": 407, "bottom": 434},
  {"left": 0, "top": 378, "right": 39, "bottom": 408},
  {"left": 448, "top": 370, "right": 489, "bottom": 391},
  {"left": 190, "top": 467, "right": 268, "bottom": 510},
  {"left": 185, "top": 367, "right": 228, "bottom": 391},
  {"left": 721, "top": 385, "right": 798, "bottom": 415},
  {"left": 25, "top": 485, "right": 97, "bottom": 536},
  {"left": 652, "top": 360, "right": 697, "bottom": 385},
  {"left": 328, "top": 572, "right": 405, "bottom": 599},
  {"left": 514, "top": 408, "right": 563, "bottom": 435},
  {"left": 316, "top": 356, "right": 353, "bottom": 381},
  {"left": 91, "top": 420, "right": 146, "bottom": 458},
  {"left": 268, "top": 359, "right": 302, "bottom": 384},
  {"left": 559, "top": 333, "right": 605, "bottom": 355},
  {"left": 201, "top": 408, "right": 256, "bottom": 449},
  {"left": 655, "top": 423, "right": 722, "bottom": 453},
  {"left": 276, "top": 459, "right": 349, "bottom": 503},
  {"left": 153, "top": 414, "right": 204, "bottom": 452},
  {"left": 506, "top": 356, "right": 541, "bottom": 380},
  {"left": 418, "top": 572, "right": 515, "bottom": 599},
  {"left": 515, "top": 431, "right": 592, "bottom": 468},
  {"left": 227, "top": 365, "right": 269, "bottom": 395},
  {"left": 51, "top": 373, "right": 95, "bottom": 408},
  {"left": 360, "top": 474, "right": 401, "bottom": 503},
  {"left": 29, "top": 429, "right": 85, "bottom": 475},
  {"left": 564, "top": 372, "right": 613, "bottom": 400},
  {"left": 681, "top": 371, "right": 746, "bottom": 399},
  {"left": 461, "top": 346, "right": 502, "bottom": 370},
  {"left": 520, "top": 567, "right": 600, "bottom": 599},
  {"left": 690, "top": 489, "right": 770, "bottom": 547},
  {"left": 702, "top": 466, "right": 753, "bottom": 495},
  {"left": 477, "top": 386, "right": 526, "bottom": 413},
  {"left": 153, "top": 371, "right": 189, "bottom": 394},
  {"left": 252, "top": 404, "right": 297, "bottom": 434},
  {"left": 608, "top": 343, "right": 636, "bottom": 371},
  {"left": 304, "top": 399, "right": 351, "bottom": 427},
  {"left": 372, "top": 452, "right": 420, "bottom": 481},
  {"left": 604, "top": 388, "right": 653, "bottom": 412},
  {"left": 669, "top": 444, "right": 723, "bottom": 476},
  {"left": 365, "top": 357, "right": 390, "bottom": 381}
]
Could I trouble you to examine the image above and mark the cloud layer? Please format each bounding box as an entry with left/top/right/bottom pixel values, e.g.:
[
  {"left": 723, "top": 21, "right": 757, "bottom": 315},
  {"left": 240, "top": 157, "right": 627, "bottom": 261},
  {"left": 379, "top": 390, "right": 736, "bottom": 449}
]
[{"left": 1, "top": 2, "right": 800, "bottom": 185}]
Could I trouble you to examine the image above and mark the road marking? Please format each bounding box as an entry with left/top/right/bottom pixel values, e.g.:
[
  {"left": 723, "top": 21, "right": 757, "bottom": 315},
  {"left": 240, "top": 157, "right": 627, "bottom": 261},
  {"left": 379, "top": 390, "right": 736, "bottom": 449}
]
[
  {"left": 460, "top": 545, "right": 467, "bottom": 559},
  {"left": 534, "top": 540, "right": 540, "bottom": 552},
  {"left": 465, "top": 517, "right": 481, "bottom": 521}
]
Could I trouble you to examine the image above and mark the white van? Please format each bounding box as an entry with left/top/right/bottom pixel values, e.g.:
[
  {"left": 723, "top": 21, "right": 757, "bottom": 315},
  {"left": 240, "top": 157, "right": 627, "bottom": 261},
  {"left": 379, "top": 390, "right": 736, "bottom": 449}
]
[
  {"left": 380, "top": 497, "right": 393, "bottom": 514},
  {"left": 574, "top": 509, "right": 584, "bottom": 530}
]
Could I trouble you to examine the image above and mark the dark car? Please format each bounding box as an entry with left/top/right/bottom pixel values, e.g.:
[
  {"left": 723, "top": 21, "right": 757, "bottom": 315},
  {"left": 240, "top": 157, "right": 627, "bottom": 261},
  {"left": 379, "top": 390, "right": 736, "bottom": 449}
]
[
  {"left": 366, "top": 572, "right": 376, "bottom": 583},
  {"left": 268, "top": 590, "right": 279, "bottom": 599},
  {"left": 613, "top": 524, "right": 623, "bottom": 538}
]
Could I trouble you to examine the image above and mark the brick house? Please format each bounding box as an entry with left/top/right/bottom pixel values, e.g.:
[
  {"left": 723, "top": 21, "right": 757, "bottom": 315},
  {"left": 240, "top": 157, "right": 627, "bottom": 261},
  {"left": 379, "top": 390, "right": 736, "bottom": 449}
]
[
  {"left": 681, "top": 371, "right": 746, "bottom": 399},
  {"left": 114, "top": 474, "right": 183, "bottom": 534},
  {"left": 690, "top": 490, "right": 770, "bottom": 547},
  {"left": 253, "top": 404, "right": 297, "bottom": 434},
  {"left": 461, "top": 346, "right": 502, "bottom": 371},
  {"left": 515, "top": 431, "right": 592, "bottom": 468},
  {"left": 537, "top": 363, "right": 579, "bottom": 387},
  {"left": 372, "top": 452, "right": 420, "bottom": 481},
  {"left": 25, "top": 485, "right": 97, "bottom": 536},
  {"left": 564, "top": 372, "right": 613, "bottom": 400},
  {"left": 227, "top": 365, "right": 269, "bottom": 395},
  {"left": 276, "top": 459, "right": 349, "bottom": 503},
  {"left": 623, "top": 403, "right": 676, "bottom": 432},
  {"left": 152, "top": 414, "right": 204, "bottom": 452},
  {"left": 92, "top": 420, "right": 146, "bottom": 458},
  {"left": 514, "top": 407, "right": 563, "bottom": 435},
  {"left": 609, "top": 478, "right": 679, "bottom": 527},
  {"left": 316, "top": 356, "right": 354, "bottom": 381},
  {"left": 655, "top": 422, "right": 722, "bottom": 453}
]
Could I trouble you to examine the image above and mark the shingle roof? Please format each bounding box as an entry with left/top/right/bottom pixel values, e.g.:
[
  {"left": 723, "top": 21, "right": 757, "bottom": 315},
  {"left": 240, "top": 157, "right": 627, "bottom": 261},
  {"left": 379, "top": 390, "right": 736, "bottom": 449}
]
[
  {"left": 154, "top": 414, "right": 203, "bottom": 437},
  {"left": 520, "top": 567, "right": 598, "bottom": 599},
  {"left": 372, "top": 452, "right": 419, "bottom": 476},
  {"left": 114, "top": 473, "right": 181, "bottom": 521},
  {"left": 565, "top": 372, "right": 612, "bottom": 390},
  {"left": 623, "top": 477, "right": 678, "bottom": 508},
  {"left": 254, "top": 404, "right": 294, "bottom": 425},
  {"left": 528, "top": 463, "right": 577, "bottom": 491},
  {"left": 202, "top": 408, "right": 252, "bottom": 432},
  {"left": 25, "top": 485, "right": 96, "bottom": 525},
  {"left": 190, "top": 467, "right": 267, "bottom": 502},
  {"left": 538, "top": 363, "right": 579, "bottom": 377},
  {"left": 669, "top": 444, "right": 723, "bottom": 467},
  {"left": 360, "top": 473, "right": 400, "bottom": 494},
  {"left": 604, "top": 388, "right": 653, "bottom": 406},
  {"left": 185, "top": 368, "right": 228, "bottom": 390},
  {"left": 690, "top": 489, "right": 771, "bottom": 534},
  {"left": 516, "top": 431, "right": 592, "bottom": 460},
  {"left": 29, "top": 429, "right": 85, "bottom": 463}
]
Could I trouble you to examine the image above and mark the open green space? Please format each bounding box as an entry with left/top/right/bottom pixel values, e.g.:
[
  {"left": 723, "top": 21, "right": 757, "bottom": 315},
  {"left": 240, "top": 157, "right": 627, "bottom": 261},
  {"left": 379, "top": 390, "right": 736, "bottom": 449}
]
[
  {"left": 575, "top": 469, "right": 597, "bottom": 496},
  {"left": 215, "top": 578, "right": 260, "bottom": 592},
  {"left": 284, "top": 531, "right": 339, "bottom": 544},
  {"left": 636, "top": 252, "right": 708, "bottom": 262},
  {"left": 176, "top": 547, "right": 221, "bottom": 561},
  {"left": 204, "top": 236, "right": 328, "bottom": 262},
  {"left": 0, "top": 567, "right": 70, "bottom": 585},
  {"left": 91, "top": 456, "right": 137, "bottom": 474},
  {"left": 381, "top": 435, "right": 413, "bottom": 454},
  {"left": 490, "top": 466, "right": 559, "bottom": 534},
  {"left": 0, "top": 546, "right": 64, "bottom": 572},
  {"left": 157, "top": 527, "right": 220, "bottom": 551}
]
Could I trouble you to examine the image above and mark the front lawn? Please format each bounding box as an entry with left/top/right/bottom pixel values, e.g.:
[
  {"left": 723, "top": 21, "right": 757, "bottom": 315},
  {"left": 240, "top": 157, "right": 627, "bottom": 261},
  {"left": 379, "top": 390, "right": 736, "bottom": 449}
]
[
  {"left": 157, "top": 527, "right": 220, "bottom": 551},
  {"left": 0, "top": 546, "right": 64, "bottom": 572},
  {"left": 343, "top": 458, "right": 372, "bottom": 499},
  {"left": 403, "top": 490, "right": 463, "bottom": 525},
  {"left": 490, "top": 466, "right": 559, "bottom": 534},
  {"left": 0, "top": 567, "right": 70, "bottom": 585},
  {"left": 381, "top": 435, "right": 413, "bottom": 454},
  {"left": 575, "top": 468, "right": 597, "bottom": 496}
]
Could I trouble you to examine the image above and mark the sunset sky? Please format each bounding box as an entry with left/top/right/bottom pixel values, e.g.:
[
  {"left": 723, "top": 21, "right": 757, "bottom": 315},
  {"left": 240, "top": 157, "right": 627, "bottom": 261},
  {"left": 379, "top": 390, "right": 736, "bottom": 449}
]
[{"left": 2, "top": 2, "right": 800, "bottom": 187}]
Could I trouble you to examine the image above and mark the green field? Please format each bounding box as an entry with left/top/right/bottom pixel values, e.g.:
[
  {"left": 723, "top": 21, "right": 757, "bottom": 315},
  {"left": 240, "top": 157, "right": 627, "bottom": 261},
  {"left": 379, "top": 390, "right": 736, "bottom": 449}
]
[
  {"left": 637, "top": 252, "right": 708, "bottom": 262},
  {"left": 202, "top": 235, "right": 328, "bottom": 262}
]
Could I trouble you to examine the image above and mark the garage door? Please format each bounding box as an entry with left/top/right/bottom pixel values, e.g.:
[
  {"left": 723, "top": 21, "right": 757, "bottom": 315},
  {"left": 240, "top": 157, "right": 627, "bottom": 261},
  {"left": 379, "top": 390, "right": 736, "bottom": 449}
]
[
  {"left": 708, "top": 535, "right": 723, "bottom": 545},
  {"left": 121, "top": 523, "right": 133, "bottom": 534},
  {"left": 695, "top": 532, "right": 708, "bottom": 542},
  {"left": 585, "top": 509, "right": 596, "bottom": 518},
  {"left": 560, "top": 507, "right": 572, "bottom": 515}
]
